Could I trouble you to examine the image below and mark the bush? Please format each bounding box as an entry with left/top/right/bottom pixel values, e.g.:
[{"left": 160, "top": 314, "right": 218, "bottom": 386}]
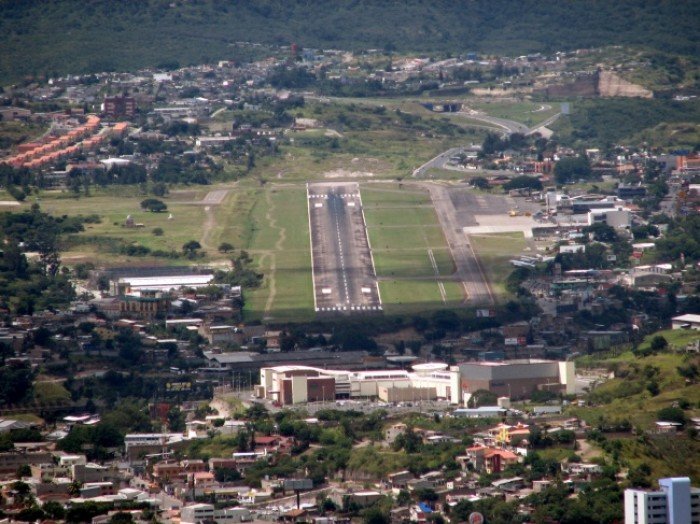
[
  {"left": 657, "top": 406, "right": 685, "bottom": 425},
  {"left": 650, "top": 335, "right": 668, "bottom": 352},
  {"left": 140, "top": 198, "right": 167, "bottom": 213}
]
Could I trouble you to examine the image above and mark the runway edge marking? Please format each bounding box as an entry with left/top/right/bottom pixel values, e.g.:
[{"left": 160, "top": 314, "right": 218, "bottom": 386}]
[
  {"left": 306, "top": 183, "right": 319, "bottom": 312},
  {"left": 357, "top": 184, "right": 382, "bottom": 308}
]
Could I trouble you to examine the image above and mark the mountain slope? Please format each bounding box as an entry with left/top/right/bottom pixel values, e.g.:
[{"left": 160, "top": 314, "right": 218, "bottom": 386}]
[{"left": 1, "top": 0, "right": 699, "bottom": 83}]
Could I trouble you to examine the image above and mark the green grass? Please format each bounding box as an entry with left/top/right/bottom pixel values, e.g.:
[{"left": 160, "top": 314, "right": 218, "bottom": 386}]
[
  {"left": 360, "top": 185, "right": 431, "bottom": 207},
  {"left": 568, "top": 330, "right": 700, "bottom": 483},
  {"left": 570, "top": 330, "right": 700, "bottom": 430},
  {"left": 373, "top": 248, "right": 454, "bottom": 279},
  {"left": 34, "top": 381, "right": 71, "bottom": 405},
  {"left": 364, "top": 207, "right": 438, "bottom": 228},
  {"left": 36, "top": 187, "right": 210, "bottom": 265},
  {"left": 379, "top": 280, "right": 464, "bottom": 313},
  {"left": 0, "top": 120, "right": 49, "bottom": 151},
  {"left": 469, "top": 232, "right": 527, "bottom": 298},
  {"left": 369, "top": 225, "right": 447, "bottom": 251},
  {"left": 466, "top": 99, "right": 561, "bottom": 126},
  {"left": 239, "top": 186, "right": 314, "bottom": 322}
]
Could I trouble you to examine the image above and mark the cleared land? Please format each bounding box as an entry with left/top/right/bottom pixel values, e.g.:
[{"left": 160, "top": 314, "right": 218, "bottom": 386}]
[
  {"left": 465, "top": 100, "right": 562, "bottom": 127},
  {"left": 36, "top": 188, "right": 210, "bottom": 265}
]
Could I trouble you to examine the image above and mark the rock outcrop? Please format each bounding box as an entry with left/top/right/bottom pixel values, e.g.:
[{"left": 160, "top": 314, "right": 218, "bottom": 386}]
[{"left": 597, "top": 70, "right": 653, "bottom": 98}]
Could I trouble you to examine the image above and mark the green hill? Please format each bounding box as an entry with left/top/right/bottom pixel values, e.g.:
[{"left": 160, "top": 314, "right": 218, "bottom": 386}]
[
  {"left": 1, "top": 0, "right": 699, "bottom": 84},
  {"left": 570, "top": 329, "right": 700, "bottom": 482}
]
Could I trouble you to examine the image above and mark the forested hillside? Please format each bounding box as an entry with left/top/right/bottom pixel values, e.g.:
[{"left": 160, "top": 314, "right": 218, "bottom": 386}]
[{"left": 1, "top": 0, "right": 699, "bottom": 83}]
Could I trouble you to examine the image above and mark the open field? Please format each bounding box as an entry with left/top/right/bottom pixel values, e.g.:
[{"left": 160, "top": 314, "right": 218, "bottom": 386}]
[
  {"left": 464, "top": 99, "right": 561, "bottom": 127},
  {"left": 379, "top": 279, "right": 464, "bottom": 314},
  {"left": 373, "top": 248, "right": 453, "bottom": 279},
  {"left": 238, "top": 186, "right": 315, "bottom": 322},
  {"left": 362, "top": 183, "right": 463, "bottom": 312},
  {"left": 469, "top": 232, "right": 528, "bottom": 297},
  {"left": 36, "top": 187, "right": 211, "bottom": 265},
  {"left": 360, "top": 184, "right": 432, "bottom": 207},
  {"left": 243, "top": 100, "right": 489, "bottom": 183}
]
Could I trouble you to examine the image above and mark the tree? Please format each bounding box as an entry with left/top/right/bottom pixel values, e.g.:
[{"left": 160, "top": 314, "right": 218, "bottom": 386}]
[
  {"left": 167, "top": 406, "right": 186, "bottom": 432},
  {"left": 554, "top": 156, "right": 592, "bottom": 184},
  {"left": 467, "top": 389, "right": 498, "bottom": 408},
  {"left": 650, "top": 335, "right": 668, "bottom": 352},
  {"left": 657, "top": 406, "right": 686, "bottom": 425},
  {"left": 470, "top": 176, "right": 489, "bottom": 190},
  {"left": 503, "top": 176, "right": 543, "bottom": 192},
  {"left": 214, "top": 466, "right": 241, "bottom": 482},
  {"left": 218, "top": 242, "right": 234, "bottom": 253},
  {"left": 152, "top": 227, "right": 164, "bottom": 236},
  {"left": 182, "top": 240, "right": 202, "bottom": 258},
  {"left": 140, "top": 198, "right": 167, "bottom": 213},
  {"left": 16, "top": 464, "right": 31, "bottom": 478},
  {"left": 584, "top": 223, "right": 617, "bottom": 243},
  {"left": 43, "top": 501, "right": 66, "bottom": 520},
  {"left": 109, "top": 512, "right": 134, "bottom": 524}
]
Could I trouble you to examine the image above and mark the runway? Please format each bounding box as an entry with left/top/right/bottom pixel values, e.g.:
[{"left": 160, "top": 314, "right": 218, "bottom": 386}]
[{"left": 307, "top": 182, "right": 382, "bottom": 313}]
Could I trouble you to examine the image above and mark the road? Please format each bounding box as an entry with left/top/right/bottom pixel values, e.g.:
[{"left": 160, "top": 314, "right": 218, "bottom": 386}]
[
  {"left": 413, "top": 109, "right": 562, "bottom": 178},
  {"left": 457, "top": 110, "right": 531, "bottom": 134},
  {"left": 412, "top": 147, "right": 464, "bottom": 177},
  {"left": 307, "top": 182, "right": 382, "bottom": 313},
  {"left": 423, "top": 183, "right": 494, "bottom": 305}
]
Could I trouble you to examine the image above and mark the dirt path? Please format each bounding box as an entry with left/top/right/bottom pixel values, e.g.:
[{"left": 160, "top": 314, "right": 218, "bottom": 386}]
[
  {"left": 577, "top": 438, "right": 602, "bottom": 461},
  {"left": 198, "top": 189, "right": 234, "bottom": 253},
  {"left": 200, "top": 206, "right": 217, "bottom": 251},
  {"left": 263, "top": 190, "right": 286, "bottom": 316}
]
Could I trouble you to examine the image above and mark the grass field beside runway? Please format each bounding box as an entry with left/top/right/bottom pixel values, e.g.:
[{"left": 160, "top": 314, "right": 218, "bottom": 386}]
[
  {"left": 379, "top": 279, "right": 464, "bottom": 313},
  {"left": 361, "top": 184, "right": 463, "bottom": 312},
  {"left": 240, "top": 186, "right": 315, "bottom": 322},
  {"left": 469, "top": 232, "right": 528, "bottom": 298}
]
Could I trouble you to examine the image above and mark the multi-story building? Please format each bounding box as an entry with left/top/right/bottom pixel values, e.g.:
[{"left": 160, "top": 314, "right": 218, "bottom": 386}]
[
  {"left": 259, "top": 362, "right": 462, "bottom": 405},
  {"left": 180, "top": 503, "right": 251, "bottom": 524},
  {"left": 103, "top": 95, "right": 136, "bottom": 118},
  {"left": 625, "top": 477, "right": 700, "bottom": 524}
]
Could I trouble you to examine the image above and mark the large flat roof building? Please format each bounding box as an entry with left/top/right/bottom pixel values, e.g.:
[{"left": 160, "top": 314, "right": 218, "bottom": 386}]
[
  {"left": 259, "top": 362, "right": 461, "bottom": 405},
  {"left": 458, "top": 359, "right": 575, "bottom": 400}
]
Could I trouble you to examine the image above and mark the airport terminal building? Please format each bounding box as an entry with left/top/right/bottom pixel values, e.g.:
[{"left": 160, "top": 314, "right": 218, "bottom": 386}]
[
  {"left": 258, "top": 360, "right": 574, "bottom": 405},
  {"left": 259, "top": 363, "right": 461, "bottom": 405}
]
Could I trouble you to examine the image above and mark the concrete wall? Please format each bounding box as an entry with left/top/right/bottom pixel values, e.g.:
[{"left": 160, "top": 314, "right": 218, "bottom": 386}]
[{"left": 378, "top": 386, "right": 437, "bottom": 403}]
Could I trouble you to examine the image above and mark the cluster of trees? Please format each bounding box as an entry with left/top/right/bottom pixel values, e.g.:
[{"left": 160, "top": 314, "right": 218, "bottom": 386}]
[
  {"left": 481, "top": 132, "right": 530, "bottom": 156},
  {"left": 656, "top": 213, "right": 700, "bottom": 263},
  {"left": 0, "top": 206, "right": 81, "bottom": 314},
  {"left": 554, "top": 155, "right": 594, "bottom": 184},
  {"left": 213, "top": 250, "right": 263, "bottom": 289}
]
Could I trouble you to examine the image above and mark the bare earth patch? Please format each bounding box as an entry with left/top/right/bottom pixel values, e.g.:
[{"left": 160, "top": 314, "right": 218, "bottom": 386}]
[{"left": 323, "top": 169, "right": 374, "bottom": 179}]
